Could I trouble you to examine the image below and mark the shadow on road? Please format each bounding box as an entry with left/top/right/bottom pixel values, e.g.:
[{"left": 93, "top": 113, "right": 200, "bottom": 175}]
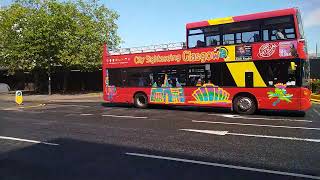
[
  {"left": 101, "top": 102, "right": 307, "bottom": 117},
  {"left": 0, "top": 138, "right": 315, "bottom": 180}
]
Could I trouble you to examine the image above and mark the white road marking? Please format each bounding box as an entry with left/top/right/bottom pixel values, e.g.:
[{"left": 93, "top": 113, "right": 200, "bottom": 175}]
[
  {"left": 181, "top": 129, "right": 229, "bottom": 135},
  {"left": 2, "top": 104, "right": 45, "bottom": 111},
  {"left": 126, "top": 152, "right": 320, "bottom": 179},
  {"left": 32, "top": 122, "right": 53, "bottom": 126},
  {"left": 192, "top": 120, "right": 320, "bottom": 131},
  {"left": 313, "top": 109, "right": 320, "bottom": 117},
  {"left": 102, "top": 114, "right": 148, "bottom": 119},
  {"left": 103, "top": 107, "right": 113, "bottom": 110},
  {"left": 209, "top": 114, "right": 312, "bottom": 122},
  {"left": 19, "top": 104, "right": 46, "bottom": 109},
  {"left": 48, "top": 104, "right": 90, "bottom": 108},
  {"left": 65, "top": 114, "right": 77, "bottom": 116},
  {"left": 0, "top": 136, "right": 59, "bottom": 146},
  {"left": 80, "top": 113, "right": 93, "bottom": 116},
  {"left": 2, "top": 108, "right": 24, "bottom": 111},
  {"left": 180, "top": 129, "right": 320, "bottom": 143},
  {"left": 49, "top": 100, "right": 100, "bottom": 103}
]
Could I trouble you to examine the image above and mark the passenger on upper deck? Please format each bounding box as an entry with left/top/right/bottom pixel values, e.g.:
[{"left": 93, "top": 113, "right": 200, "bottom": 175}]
[
  {"left": 253, "top": 33, "right": 260, "bottom": 42},
  {"left": 196, "top": 40, "right": 205, "bottom": 47},
  {"left": 275, "top": 29, "right": 287, "bottom": 40}
]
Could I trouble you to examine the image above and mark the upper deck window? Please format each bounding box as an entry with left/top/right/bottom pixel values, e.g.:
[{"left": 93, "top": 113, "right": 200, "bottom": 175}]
[
  {"left": 189, "top": 29, "right": 204, "bottom": 35},
  {"left": 223, "top": 21, "right": 260, "bottom": 45},
  {"left": 188, "top": 33, "right": 205, "bottom": 48},
  {"left": 262, "top": 16, "right": 296, "bottom": 41},
  {"left": 206, "top": 34, "right": 220, "bottom": 46},
  {"left": 205, "top": 26, "right": 220, "bottom": 46},
  {"left": 296, "top": 11, "right": 304, "bottom": 39},
  {"left": 187, "top": 15, "right": 297, "bottom": 48},
  {"left": 223, "top": 34, "right": 235, "bottom": 45},
  {"left": 188, "top": 26, "right": 219, "bottom": 48}
]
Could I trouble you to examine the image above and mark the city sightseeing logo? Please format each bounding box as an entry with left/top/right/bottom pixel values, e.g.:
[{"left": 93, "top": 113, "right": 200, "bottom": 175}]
[
  {"left": 134, "top": 47, "right": 229, "bottom": 65},
  {"left": 258, "top": 43, "right": 277, "bottom": 58}
]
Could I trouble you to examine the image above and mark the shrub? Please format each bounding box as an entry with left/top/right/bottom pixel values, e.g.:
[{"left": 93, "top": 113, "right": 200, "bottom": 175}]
[{"left": 310, "top": 79, "right": 320, "bottom": 94}]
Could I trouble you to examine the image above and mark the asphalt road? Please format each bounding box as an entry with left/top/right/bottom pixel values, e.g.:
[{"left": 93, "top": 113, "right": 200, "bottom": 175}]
[{"left": 0, "top": 101, "right": 320, "bottom": 180}]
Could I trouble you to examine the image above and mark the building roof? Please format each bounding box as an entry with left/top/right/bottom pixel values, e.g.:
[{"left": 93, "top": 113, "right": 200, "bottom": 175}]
[{"left": 309, "top": 53, "right": 320, "bottom": 59}]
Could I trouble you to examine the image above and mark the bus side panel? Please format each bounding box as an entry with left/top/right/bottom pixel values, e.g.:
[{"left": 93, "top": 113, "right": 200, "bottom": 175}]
[
  {"left": 225, "top": 87, "right": 302, "bottom": 111},
  {"left": 300, "top": 87, "right": 312, "bottom": 111},
  {"left": 104, "top": 86, "right": 307, "bottom": 111},
  {"left": 184, "top": 87, "right": 304, "bottom": 111},
  {"left": 182, "top": 87, "right": 303, "bottom": 111},
  {"left": 109, "top": 87, "right": 150, "bottom": 104},
  {"left": 183, "top": 87, "right": 232, "bottom": 108}
]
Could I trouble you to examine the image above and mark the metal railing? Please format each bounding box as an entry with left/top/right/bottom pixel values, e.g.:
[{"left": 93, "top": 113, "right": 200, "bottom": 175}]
[{"left": 109, "top": 42, "right": 186, "bottom": 55}]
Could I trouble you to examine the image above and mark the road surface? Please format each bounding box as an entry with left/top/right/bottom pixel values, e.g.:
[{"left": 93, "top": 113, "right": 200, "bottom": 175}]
[{"left": 0, "top": 101, "right": 320, "bottom": 180}]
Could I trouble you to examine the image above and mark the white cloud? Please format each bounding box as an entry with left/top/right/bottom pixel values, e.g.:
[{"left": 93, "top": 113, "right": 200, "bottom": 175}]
[{"left": 304, "top": 8, "right": 320, "bottom": 28}]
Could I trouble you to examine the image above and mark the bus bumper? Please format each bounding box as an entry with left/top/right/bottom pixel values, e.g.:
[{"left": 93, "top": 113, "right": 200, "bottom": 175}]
[{"left": 300, "top": 98, "right": 312, "bottom": 111}]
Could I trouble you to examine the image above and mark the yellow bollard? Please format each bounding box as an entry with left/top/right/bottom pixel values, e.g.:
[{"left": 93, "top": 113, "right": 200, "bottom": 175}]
[{"left": 15, "top": 91, "right": 23, "bottom": 105}]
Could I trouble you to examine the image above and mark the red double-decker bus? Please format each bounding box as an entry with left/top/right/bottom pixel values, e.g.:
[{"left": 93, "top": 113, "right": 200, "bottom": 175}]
[{"left": 102, "top": 8, "right": 311, "bottom": 115}]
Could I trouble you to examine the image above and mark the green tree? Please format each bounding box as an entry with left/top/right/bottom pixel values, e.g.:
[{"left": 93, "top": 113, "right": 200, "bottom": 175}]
[{"left": 0, "top": 0, "right": 121, "bottom": 93}]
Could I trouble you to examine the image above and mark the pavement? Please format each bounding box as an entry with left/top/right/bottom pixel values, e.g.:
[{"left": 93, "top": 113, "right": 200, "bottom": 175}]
[
  {"left": 0, "top": 92, "right": 102, "bottom": 102},
  {"left": 0, "top": 97, "right": 320, "bottom": 179},
  {"left": 312, "top": 94, "right": 320, "bottom": 103},
  {"left": 0, "top": 92, "right": 102, "bottom": 110}
]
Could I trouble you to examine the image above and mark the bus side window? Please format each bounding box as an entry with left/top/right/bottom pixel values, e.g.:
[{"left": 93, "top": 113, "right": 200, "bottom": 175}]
[
  {"left": 176, "top": 66, "right": 187, "bottom": 87},
  {"left": 152, "top": 68, "right": 166, "bottom": 87},
  {"left": 254, "top": 60, "right": 300, "bottom": 87},
  {"left": 108, "top": 69, "right": 122, "bottom": 87},
  {"left": 223, "top": 34, "right": 234, "bottom": 45},
  {"left": 262, "top": 16, "right": 296, "bottom": 41},
  {"left": 187, "top": 65, "right": 206, "bottom": 86},
  {"left": 126, "top": 68, "right": 152, "bottom": 87},
  {"left": 287, "top": 61, "right": 298, "bottom": 86},
  {"left": 188, "top": 33, "right": 205, "bottom": 48}
]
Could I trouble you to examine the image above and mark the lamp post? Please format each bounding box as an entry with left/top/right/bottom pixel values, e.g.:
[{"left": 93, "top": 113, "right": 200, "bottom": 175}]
[
  {"left": 48, "top": 65, "right": 51, "bottom": 95},
  {"left": 48, "top": 57, "right": 52, "bottom": 95},
  {"left": 316, "top": 43, "right": 318, "bottom": 58}
]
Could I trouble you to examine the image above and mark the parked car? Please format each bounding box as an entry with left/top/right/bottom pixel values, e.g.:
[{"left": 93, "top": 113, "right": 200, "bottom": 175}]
[{"left": 0, "top": 83, "right": 10, "bottom": 93}]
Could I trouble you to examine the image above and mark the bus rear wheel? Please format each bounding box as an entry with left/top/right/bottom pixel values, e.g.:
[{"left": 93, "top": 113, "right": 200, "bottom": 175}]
[
  {"left": 134, "top": 93, "right": 148, "bottom": 108},
  {"left": 233, "top": 95, "right": 256, "bottom": 115}
]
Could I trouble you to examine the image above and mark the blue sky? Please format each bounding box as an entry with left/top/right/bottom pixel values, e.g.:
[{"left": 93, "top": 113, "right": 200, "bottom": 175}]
[
  {"left": 105, "top": 0, "right": 320, "bottom": 53},
  {"left": 1, "top": 0, "right": 320, "bottom": 53}
]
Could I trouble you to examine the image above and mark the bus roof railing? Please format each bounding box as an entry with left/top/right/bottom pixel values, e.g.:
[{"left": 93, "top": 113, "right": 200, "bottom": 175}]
[{"left": 109, "top": 42, "right": 186, "bottom": 55}]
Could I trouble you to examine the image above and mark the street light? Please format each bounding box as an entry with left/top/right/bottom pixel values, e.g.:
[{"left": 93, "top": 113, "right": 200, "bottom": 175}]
[{"left": 48, "top": 57, "right": 52, "bottom": 95}]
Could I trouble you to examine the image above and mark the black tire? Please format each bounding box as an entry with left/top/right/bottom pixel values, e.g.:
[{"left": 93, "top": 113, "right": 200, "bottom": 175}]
[
  {"left": 233, "top": 95, "right": 257, "bottom": 115},
  {"left": 296, "top": 111, "right": 306, "bottom": 117},
  {"left": 134, "top": 93, "right": 148, "bottom": 108}
]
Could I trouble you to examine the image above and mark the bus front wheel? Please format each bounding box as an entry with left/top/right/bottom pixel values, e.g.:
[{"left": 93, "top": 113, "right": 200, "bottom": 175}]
[
  {"left": 134, "top": 93, "right": 148, "bottom": 108},
  {"left": 233, "top": 95, "right": 257, "bottom": 115}
]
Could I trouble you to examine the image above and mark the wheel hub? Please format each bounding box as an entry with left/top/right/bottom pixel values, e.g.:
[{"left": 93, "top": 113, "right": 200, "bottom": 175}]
[
  {"left": 238, "top": 97, "right": 252, "bottom": 111},
  {"left": 137, "top": 95, "right": 146, "bottom": 106}
]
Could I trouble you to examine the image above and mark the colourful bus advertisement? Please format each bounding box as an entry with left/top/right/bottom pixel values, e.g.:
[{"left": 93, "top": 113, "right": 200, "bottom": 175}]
[{"left": 102, "top": 8, "right": 311, "bottom": 115}]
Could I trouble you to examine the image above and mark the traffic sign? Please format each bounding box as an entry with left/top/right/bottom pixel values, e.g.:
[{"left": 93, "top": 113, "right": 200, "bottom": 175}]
[{"left": 15, "top": 91, "right": 23, "bottom": 105}]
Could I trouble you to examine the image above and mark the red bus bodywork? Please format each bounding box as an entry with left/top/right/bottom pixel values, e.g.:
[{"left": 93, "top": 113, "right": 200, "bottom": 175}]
[{"left": 102, "top": 8, "right": 311, "bottom": 112}]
